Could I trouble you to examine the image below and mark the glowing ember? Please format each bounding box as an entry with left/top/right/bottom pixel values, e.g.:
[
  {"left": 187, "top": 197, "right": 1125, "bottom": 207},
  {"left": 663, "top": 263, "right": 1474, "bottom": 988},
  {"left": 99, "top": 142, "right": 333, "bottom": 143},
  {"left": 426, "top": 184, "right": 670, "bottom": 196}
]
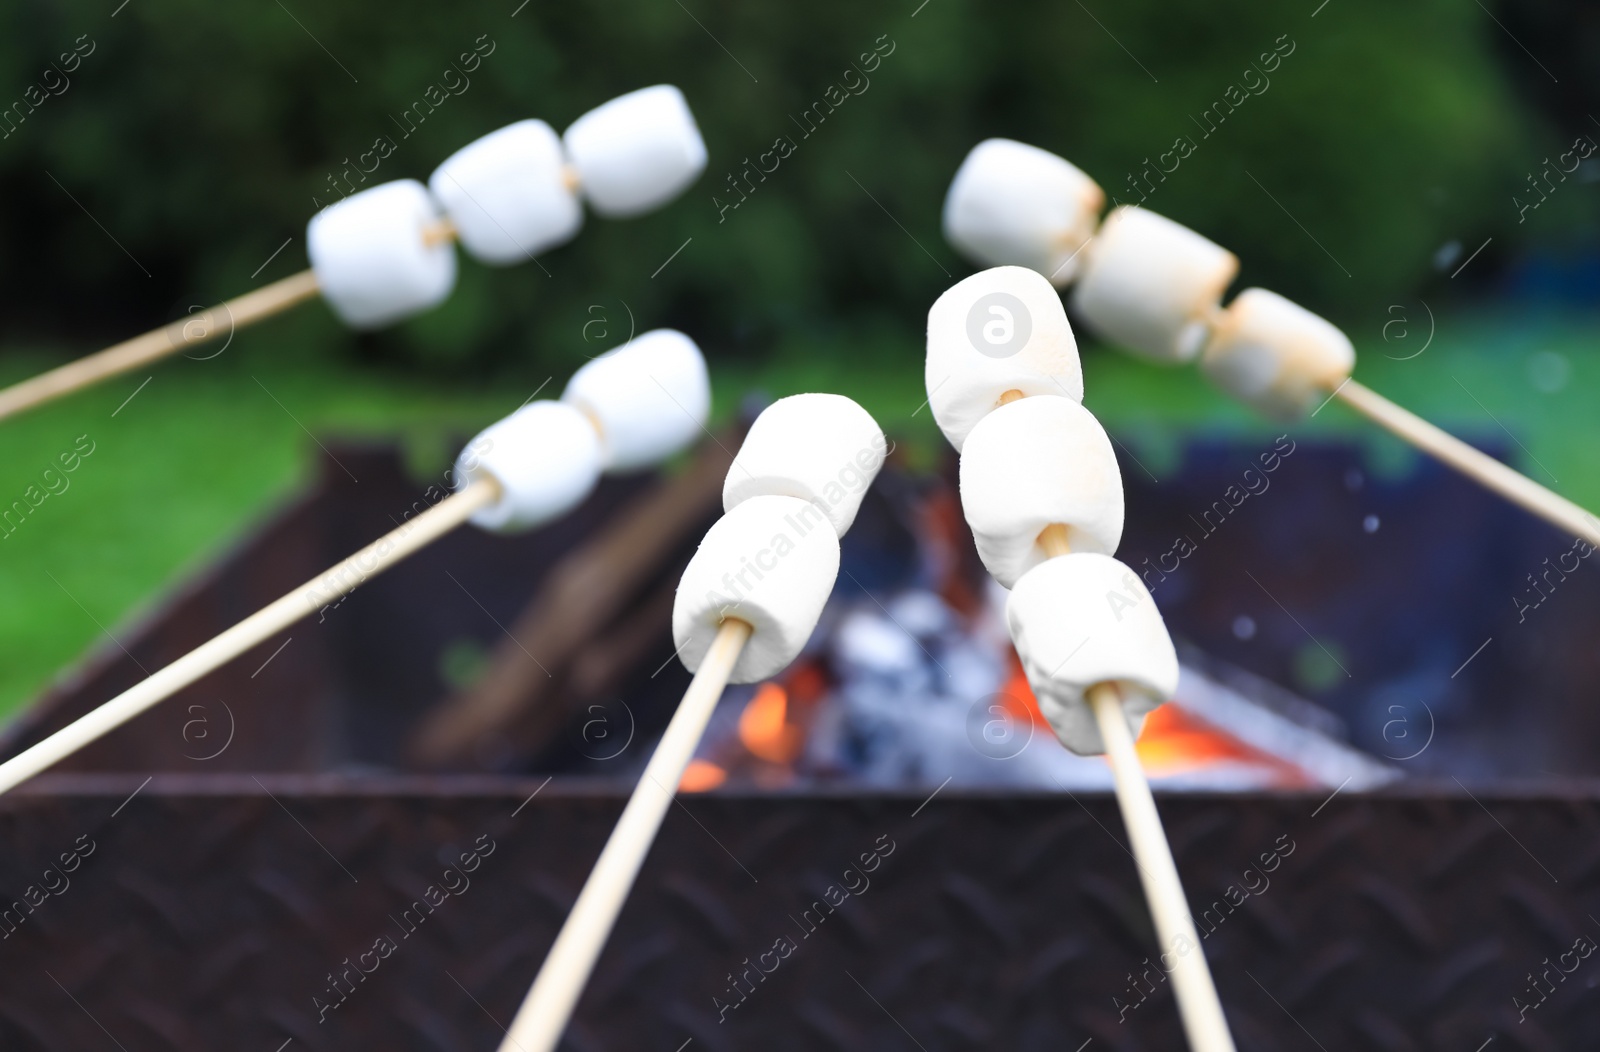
[
  {"left": 737, "top": 683, "right": 804, "bottom": 764},
  {"left": 1003, "top": 651, "right": 1311, "bottom": 785},
  {"left": 1134, "top": 704, "right": 1309, "bottom": 783},
  {"left": 679, "top": 759, "right": 727, "bottom": 793},
  {"left": 999, "top": 660, "right": 1046, "bottom": 729}
]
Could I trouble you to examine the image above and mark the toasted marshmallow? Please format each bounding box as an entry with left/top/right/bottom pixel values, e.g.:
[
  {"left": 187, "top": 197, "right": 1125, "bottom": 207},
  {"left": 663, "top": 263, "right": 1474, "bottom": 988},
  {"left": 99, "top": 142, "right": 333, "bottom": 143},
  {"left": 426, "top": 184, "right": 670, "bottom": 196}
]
[
  {"left": 1200, "top": 288, "right": 1355, "bottom": 419},
  {"left": 1007, "top": 553, "right": 1178, "bottom": 755},
  {"left": 926, "top": 266, "right": 1083, "bottom": 451},
  {"left": 943, "top": 138, "right": 1104, "bottom": 286},
  {"left": 722, "top": 393, "right": 887, "bottom": 537},
  {"left": 562, "top": 329, "right": 710, "bottom": 472},
  {"left": 959, "top": 395, "right": 1123, "bottom": 588},
  {"left": 673, "top": 495, "right": 841, "bottom": 683},
  {"left": 563, "top": 85, "right": 708, "bottom": 217},
  {"left": 1071, "top": 206, "right": 1236, "bottom": 363},
  {"left": 307, "top": 180, "right": 456, "bottom": 329},
  {"left": 429, "top": 119, "right": 583, "bottom": 265},
  {"left": 454, "top": 401, "right": 602, "bottom": 532}
]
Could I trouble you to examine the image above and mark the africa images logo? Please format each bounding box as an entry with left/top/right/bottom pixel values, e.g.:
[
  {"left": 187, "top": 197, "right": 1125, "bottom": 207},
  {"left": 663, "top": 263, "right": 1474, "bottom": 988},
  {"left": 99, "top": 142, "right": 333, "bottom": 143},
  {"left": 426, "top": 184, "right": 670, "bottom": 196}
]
[{"left": 966, "top": 292, "right": 1031, "bottom": 358}]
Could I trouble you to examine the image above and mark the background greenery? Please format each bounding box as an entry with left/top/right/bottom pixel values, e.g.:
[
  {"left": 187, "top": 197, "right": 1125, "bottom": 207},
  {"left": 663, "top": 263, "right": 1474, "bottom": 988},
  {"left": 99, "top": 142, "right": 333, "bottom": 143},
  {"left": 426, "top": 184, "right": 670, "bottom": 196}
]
[
  {"left": 0, "top": 0, "right": 1577, "bottom": 369},
  {"left": 1, "top": 0, "right": 1597, "bottom": 715}
]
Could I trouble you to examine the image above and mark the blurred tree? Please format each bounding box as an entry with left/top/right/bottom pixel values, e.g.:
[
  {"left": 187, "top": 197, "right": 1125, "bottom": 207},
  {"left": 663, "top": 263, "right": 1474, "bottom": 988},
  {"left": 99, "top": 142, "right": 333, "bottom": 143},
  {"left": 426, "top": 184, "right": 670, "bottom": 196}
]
[{"left": 0, "top": 0, "right": 1546, "bottom": 377}]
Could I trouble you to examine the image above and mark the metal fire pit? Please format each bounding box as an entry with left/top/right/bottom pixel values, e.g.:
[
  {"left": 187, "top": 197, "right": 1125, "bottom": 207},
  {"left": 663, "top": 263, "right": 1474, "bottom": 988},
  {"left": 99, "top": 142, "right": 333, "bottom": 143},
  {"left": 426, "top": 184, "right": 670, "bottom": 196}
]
[{"left": 1, "top": 437, "right": 1596, "bottom": 1051}]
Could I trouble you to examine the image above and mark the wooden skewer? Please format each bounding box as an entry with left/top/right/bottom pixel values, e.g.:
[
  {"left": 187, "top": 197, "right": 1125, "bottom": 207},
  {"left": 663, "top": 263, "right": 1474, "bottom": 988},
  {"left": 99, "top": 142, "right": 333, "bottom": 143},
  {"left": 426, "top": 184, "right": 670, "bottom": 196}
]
[
  {"left": 1331, "top": 379, "right": 1600, "bottom": 546},
  {"left": 422, "top": 217, "right": 458, "bottom": 247},
  {"left": 0, "top": 217, "right": 464, "bottom": 425},
  {"left": 1088, "top": 686, "right": 1236, "bottom": 1052},
  {"left": 1039, "top": 525, "right": 1237, "bottom": 1052},
  {"left": 0, "top": 269, "right": 321, "bottom": 424},
  {"left": 498, "top": 618, "right": 753, "bottom": 1052},
  {"left": 0, "top": 478, "right": 500, "bottom": 797}
]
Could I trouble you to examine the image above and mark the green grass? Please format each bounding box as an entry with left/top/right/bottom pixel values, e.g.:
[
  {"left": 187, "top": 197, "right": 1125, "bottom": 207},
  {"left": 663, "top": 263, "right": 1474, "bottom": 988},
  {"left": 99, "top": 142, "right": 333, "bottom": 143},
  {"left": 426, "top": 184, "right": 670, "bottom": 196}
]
[
  {"left": 0, "top": 349, "right": 514, "bottom": 716},
  {"left": 1, "top": 310, "right": 1596, "bottom": 718}
]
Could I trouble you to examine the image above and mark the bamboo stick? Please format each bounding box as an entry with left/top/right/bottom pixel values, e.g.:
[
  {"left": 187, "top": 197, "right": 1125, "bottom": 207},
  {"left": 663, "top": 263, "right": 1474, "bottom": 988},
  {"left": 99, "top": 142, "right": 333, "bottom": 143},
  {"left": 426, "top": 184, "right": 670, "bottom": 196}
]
[
  {"left": 1332, "top": 379, "right": 1599, "bottom": 546},
  {"left": 1040, "top": 525, "right": 1236, "bottom": 1052},
  {"left": 497, "top": 618, "right": 753, "bottom": 1052},
  {"left": 0, "top": 269, "right": 320, "bottom": 423},
  {"left": 0, "top": 478, "right": 499, "bottom": 796}
]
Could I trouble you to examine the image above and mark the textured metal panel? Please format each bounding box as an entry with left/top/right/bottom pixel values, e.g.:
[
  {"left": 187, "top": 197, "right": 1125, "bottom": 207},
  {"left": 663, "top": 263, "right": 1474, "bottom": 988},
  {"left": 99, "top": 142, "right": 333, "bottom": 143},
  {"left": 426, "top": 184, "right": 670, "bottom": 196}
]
[{"left": 1, "top": 776, "right": 1596, "bottom": 1051}]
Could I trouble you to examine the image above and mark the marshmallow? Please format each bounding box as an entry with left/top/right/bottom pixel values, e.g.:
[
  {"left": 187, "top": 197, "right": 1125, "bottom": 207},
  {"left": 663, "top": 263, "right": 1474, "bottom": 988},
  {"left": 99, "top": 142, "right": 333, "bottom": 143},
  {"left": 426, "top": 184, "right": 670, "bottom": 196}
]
[
  {"left": 723, "top": 394, "right": 887, "bottom": 537},
  {"left": 307, "top": 180, "right": 457, "bottom": 329},
  {"left": 453, "top": 401, "right": 602, "bottom": 533},
  {"left": 943, "top": 139, "right": 1104, "bottom": 286},
  {"left": 562, "top": 329, "right": 710, "bottom": 472},
  {"left": 926, "top": 266, "right": 1084, "bottom": 451},
  {"left": 1070, "top": 206, "right": 1237, "bottom": 363},
  {"left": 673, "top": 495, "right": 841, "bottom": 683},
  {"left": 1200, "top": 288, "right": 1356, "bottom": 419},
  {"left": 1006, "top": 553, "right": 1178, "bottom": 755},
  {"left": 428, "top": 119, "right": 583, "bottom": 266},
  {"left": 959, "top": 396, "right": 1123, "bottom": 588},
  {"left": 562, "top": 85, "right": 708, "bottom": 218}
]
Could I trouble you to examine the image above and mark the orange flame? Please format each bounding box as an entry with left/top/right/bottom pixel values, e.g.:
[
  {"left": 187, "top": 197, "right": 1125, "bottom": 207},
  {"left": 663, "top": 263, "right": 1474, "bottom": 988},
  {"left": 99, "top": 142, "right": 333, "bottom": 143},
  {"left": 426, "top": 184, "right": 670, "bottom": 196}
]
[
  {"left": 1133, "top": 704, "right": 1306, "bottom": 783},
  {"left": 1005, "top": 650, "right": 1307, "bottom": 785},
  {"left": 679, "top": 759, "right": 726, "bottom": 793},
  {"left": 1001, "top": 661, "right": 1047, "bottom": 729},
  {"left": 738, "top": 683, "right": 804, "bottom": 764}
]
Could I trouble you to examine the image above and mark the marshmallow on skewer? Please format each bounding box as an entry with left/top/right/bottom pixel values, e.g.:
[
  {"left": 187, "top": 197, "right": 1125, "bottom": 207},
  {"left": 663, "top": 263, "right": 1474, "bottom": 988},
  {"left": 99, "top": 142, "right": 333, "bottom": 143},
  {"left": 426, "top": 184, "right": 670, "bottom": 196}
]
[
  {"left": 674, "top": 495, "right": 841, "bottom": 683},
  {"left": 674, "top": 394, "right": 886, "bottom": 683},
  {"left": 959, "top": 394, "right": 1123, "bottom": 588},
  {"left": 722, "top": 393, "right": 887, "bottom": 536},
  {"left": 926, "top": 195, "right": 1256, "bottom": 1052},
  {"left": 1199, "top": 288, "right": 1355, "bottom": 419},
  {"left": 562, "top": 329, "right": 710, "bottom": 471},
  {"left": 0, "top": 86, "right": 716, "bottom": 428},
  {"left": 926, "top": 270, "right": 1171, "bottom": 752},
  {"left": 1007, "top": 552, "right": 1178, "bottom": 755},
  {"left": 429, "top": 119, "right": 583, "bottom": 265},
  {"left": 457, "top": 329, "right": 712, "bottom": 530},
  {"left": 563, "top": 85, "right": 708, "bottom": 218},
  {"left": 943, "top": 139, "right": 1105, "bottom": 286},
  {"left": 926, "top": 266, "right": 1083, "bottom": 451},
  {"left": 1071, "top": 206, "right": 1237, "bottom": 363},
  {"left": 310, "top": 86, "right": 711, "bottom": 327},
  {"left": 453, "top": 401, "right": 603, "bottom": 533},
  {"left": 306, "top": 179, "right": 457, "bottom": 329},
  {"left": 0, "top": 347, "right": 727, "bottom": 799},
  {"left": 500, "top": 392, "right": 884, "bottom": 1052}
]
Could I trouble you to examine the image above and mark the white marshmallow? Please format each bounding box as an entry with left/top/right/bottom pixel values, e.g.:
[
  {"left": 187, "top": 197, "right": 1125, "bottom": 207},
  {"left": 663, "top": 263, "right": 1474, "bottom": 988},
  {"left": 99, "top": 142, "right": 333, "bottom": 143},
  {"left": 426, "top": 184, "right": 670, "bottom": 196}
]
[
  {"left": 723, "top": 394, "right": 887, "bottom": 537},
  {"left": 673, "top": 495, "right": 841, "bottom": 683},
  {"left": 454, "top": 401, "right": 602, "bottom": 533},
  {"left": 943, "top": 139, "right": 1104, "bottom": 286},
  {"left": 959, "top": 396, "right": 1123, "bottom": 588},
  {"left": 1006, "top": 553, "right": 1178, "bottom": 755},
  {"left": 307, "top": 180, "right": 457, "bottom": 330},
  {"left": 1070, "top": 206, "right": 1237, "bottom": 363},
  {"left": 562, "top": 329, "right": 710, "bottom": 472},
  {"left": 428, "top": 119, "right": 583, "bottom": 266},
  {"left": 563, "top": 85, "right": 708, "bottom": 218},
  {"left": 1200, "top": 288, "right": 1356, "bottom": 419},
  {"left": 925, "top": 266, "right": 1083, "bottom": 452}
]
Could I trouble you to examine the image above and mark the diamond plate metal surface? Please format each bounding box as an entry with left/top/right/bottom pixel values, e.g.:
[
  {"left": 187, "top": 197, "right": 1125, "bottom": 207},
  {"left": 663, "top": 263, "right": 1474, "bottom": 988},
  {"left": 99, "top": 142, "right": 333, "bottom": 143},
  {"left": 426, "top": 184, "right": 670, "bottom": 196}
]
[{"left": 2, "top": 777, "right": 1597, "bottom": 1051}]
